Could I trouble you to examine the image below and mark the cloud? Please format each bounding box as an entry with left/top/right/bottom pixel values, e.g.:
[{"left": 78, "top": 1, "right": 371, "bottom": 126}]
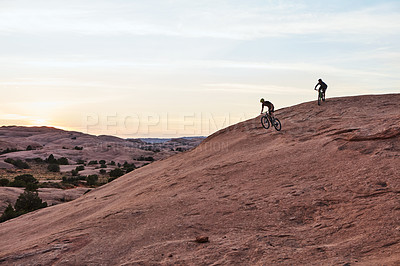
[
  {"left": 0, "top": 1, "right": 399, "bottom": 39},
  {"left": 203, "top": 83, "right": 309, "bottom": 95}
]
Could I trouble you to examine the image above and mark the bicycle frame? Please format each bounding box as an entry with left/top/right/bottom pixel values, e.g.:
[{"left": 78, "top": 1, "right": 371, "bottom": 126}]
[
  {"left": 315, "top": 88, "right": 323, "bottom": 105},
  {"left": 261, "top": 112, "right": 281, "bottom": 131}
]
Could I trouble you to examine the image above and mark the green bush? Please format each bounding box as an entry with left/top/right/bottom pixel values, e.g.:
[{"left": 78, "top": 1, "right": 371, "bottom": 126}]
[
  {"left": 125, "top": 167, "right": 135, "bottom": 173},
  {"left": 30, "top": 157, "right": 44, "bottom": 163},
  {"left": 45, "top": 154, "right": 57, "bottom": 164},
  {"left": 0, "top": 204, "right": 18, "bottom": 223},
  {"left": 123, "top": 162, "right": 136, "bottom": 169},
  {"left": 62, "top": 176, "right": 86, "bottom": 186},
  {"left": 99, "top": 160, "right": 106, "bottom": 165},
  {"left": 9, "top": 179, "right": 26, "bottom": 187},
  {"left": 99, "top": 169, "right": 106, "bottom": 174},
  {"left": 74, "top": 146, "right": 83, "bottom": 150},
  {"left": 39, "top": 182, "right": 64, "bottom": 189},
  {"left": 77, "top": 159, "right": 85, "bottom": 164},
  {"left": 75, "top": 165, "right": 85, "bottom": 171},
  {"left": 100, "top": 164, "right": 107, "bottom": 168},
  {"left": 0, "top": 178, "right": 9, "bottom": 186},
  {"left": 88, "top": 160, "right": 98, "bottom": 165},
  {"left": 86, "top": 175, "right": 98, "bottom": 186},
  {"left": 57, "top": 157, "right": 69, "bottom": 165},
  {"left": 25, "top": 182, "right": 39, "bottom": 191},
  {"left": 108, "top": 177, "right": 118, "bottom": 183},
  {"left": 9, "top": 174, "right": 39, "bottom": 190},
  {"left": 15, "top": 174, "right": 38, "bottom": 184},
  {"left": 47, "top": 164, "right": 60, "bottom": 172},
  {"left": 0, "top": 148, "right": 20, "bottom": 155},
  {"left": 14, "top": 190, "right": 47, "bottom": 214},
  {"left": 109, "top": 168, "right": 124, "bottom": 178},
  {"left": 136, "top": 156, "right": 155, "bottom": 162},
  {"left": 109, "top": 161, "right": 116, "bottom": 166},
  {"left": 4, "top": 158, "right": 30, "bottom": 169}
]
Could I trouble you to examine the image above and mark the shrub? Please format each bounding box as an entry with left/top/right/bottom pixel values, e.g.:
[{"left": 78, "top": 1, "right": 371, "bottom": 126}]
[
  {"left": 31, "top": 157, "right": 44, "bottom": 163},
  {"left": 14, "top": 174, "right": 38, "bottom": 185},
  {"left": 9, "top": 174, "right": 38, "bottom": 190},
  {"left": 125, "top": 167, "right": 135, "bottom": 173},
  {"left": 4, "top": 158, "right": 30, "bottom": 169},
  {"left": 0, "top": 178, "right": 9, "bottom": 186},
  {"left": 136, "top": 156, "right": 155, "bottom": 162},
  {"left": 123, "top": 162, "right": 136, "bottom": 168},
  {"left": 99, "top": 169, "right": 106, "bottom": 174},
  {"left": 14, "top": 190, "right": 47, "bottom": 214},
  {"left": 88, "top": 160, "right": 98, "bottom": 165},
  {"left": 39, "top": 182, "right": 64, "bottom": 189},
  {"left": 0, "top": 204, "right": 18, "bottom": 223},
  {"left": 9, "top": 179, "right": 26, "bottom": 187},
  {"left": 99, "top": 160, "right": 106, "bottom": 165},
  {"left": 0, "top": 148, "right": 20, "bottom": 155},
  {"left": 26, "top": 145, "right": 33, "bottom": 150},
  {"left": 74, "top": 146, "right": 83, "bottom": 150},
  {"left": 47, "top": 164, "right": 60, "bottom": 172},
  {"left": 75, "top": 165, "right": 85, "bottom": 171},
  {"left": 86, "top": 175, "right": 98, "bottom": 186},
  {"left": 109, "top": 161, "right": 116, "bottom": 166},
  {"left": 25, "top": 182, "right": 39, "bottom": 191},
  {"left": 109, "top": 168, "right": 124, "bottom": 178},
  {"left": 62, "top": 176, "right": 85, "bottom": 186},
  {"left": 77, "top": 159, "right": 85, "bottom": 164},
  {"left": 45, "top": 154, "right": 57, "bottom": 164},
  {"left": 108, "top": 177, "right": 118, "bottom": 183},
  {"left": 100, "top": 164, "right": 107, "bottom": 168},
  {"left": 57, "top": 157, "right": 69, "bottom": 165},
  {"left": 122, "top": 162, "right": 136, "bottom": 174}
]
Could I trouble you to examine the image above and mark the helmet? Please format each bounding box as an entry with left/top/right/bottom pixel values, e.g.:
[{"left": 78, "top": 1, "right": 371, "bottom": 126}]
[
  {"left": 318, "top": 79, "right": 322, "bottom": 82},
  {"left": 260, "top": 98, "right": 265, "bottom": 103}
]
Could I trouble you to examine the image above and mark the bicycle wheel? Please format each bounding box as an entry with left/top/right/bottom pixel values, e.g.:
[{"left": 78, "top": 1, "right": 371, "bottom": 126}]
[
  {"left": 261, "top": 115, "right": 270, "bottom": 129},
  {"left": 273, "top": 118, "right": 281, "bottom": 131},
  {"left": 318, "top": 90, "right": 322, "bottom": 105},
  {"left": 318, "top": 90, "right": 324, "bottom": 105}
]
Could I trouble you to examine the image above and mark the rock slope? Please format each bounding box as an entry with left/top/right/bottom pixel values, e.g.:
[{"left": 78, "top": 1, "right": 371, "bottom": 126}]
[{"left": 0, "top": 94, "right": 399, "bottom": 265}]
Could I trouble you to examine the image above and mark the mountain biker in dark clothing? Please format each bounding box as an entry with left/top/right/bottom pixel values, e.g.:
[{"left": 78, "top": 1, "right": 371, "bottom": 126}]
[
  {"left": 315, "top": 79, "right": 328, "bottom": 101},
  {"left": 260, "top": 98, "right": 274, "bottom": 117}
]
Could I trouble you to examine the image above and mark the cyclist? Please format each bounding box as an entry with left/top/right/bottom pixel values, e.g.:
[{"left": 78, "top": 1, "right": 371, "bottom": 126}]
[
  {"left": 315, "top": 79, "right": 328, "bottom": 101},
  {"left": 260, "top": 98, "right": 274, "bottom": 117}
]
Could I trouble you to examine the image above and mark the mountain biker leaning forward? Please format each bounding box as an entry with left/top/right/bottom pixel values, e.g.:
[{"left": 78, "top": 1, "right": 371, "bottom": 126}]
[
  {"left": 315, "top": 79, "right": 328, "bottom": 101},
  {"left": 260, "top": 98, "right": 274, "bottom": 117}
]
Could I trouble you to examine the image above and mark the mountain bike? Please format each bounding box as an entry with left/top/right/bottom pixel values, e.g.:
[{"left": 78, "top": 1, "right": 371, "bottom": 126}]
[
  {"left": 315, "top": 88, "right": 325, "bottom": 105},
  {"left": 261, "top": 112, "right": 281, "bottom": 131}
]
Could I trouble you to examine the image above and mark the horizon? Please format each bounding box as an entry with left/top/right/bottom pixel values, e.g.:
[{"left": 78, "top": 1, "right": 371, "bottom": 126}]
[{"left": 1, "top": 0, "right": 399, "bottom": 138}]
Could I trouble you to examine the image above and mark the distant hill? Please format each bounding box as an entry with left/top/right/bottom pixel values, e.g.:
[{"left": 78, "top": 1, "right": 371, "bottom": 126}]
[
  {"left": 0, "top": 94, "right": 399, "bottom": 265},
  {"left": 0, "top": 127, "right": 205, "bottom": 172}
]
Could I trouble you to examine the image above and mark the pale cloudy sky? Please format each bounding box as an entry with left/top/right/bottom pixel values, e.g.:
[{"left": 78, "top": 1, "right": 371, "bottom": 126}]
[{"left": 1, "top": 0, "right": 399, "bottom": 137}]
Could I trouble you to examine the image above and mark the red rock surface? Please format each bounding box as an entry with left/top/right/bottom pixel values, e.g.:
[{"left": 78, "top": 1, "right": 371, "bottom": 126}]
[{"left": 0, "top": 94, "right": 399, "bottom": 265}]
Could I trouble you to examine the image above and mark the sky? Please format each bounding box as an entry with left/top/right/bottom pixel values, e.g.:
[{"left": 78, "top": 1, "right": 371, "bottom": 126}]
[{"left": 1, "top": 0, "right": 399, "bottom": 138}]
